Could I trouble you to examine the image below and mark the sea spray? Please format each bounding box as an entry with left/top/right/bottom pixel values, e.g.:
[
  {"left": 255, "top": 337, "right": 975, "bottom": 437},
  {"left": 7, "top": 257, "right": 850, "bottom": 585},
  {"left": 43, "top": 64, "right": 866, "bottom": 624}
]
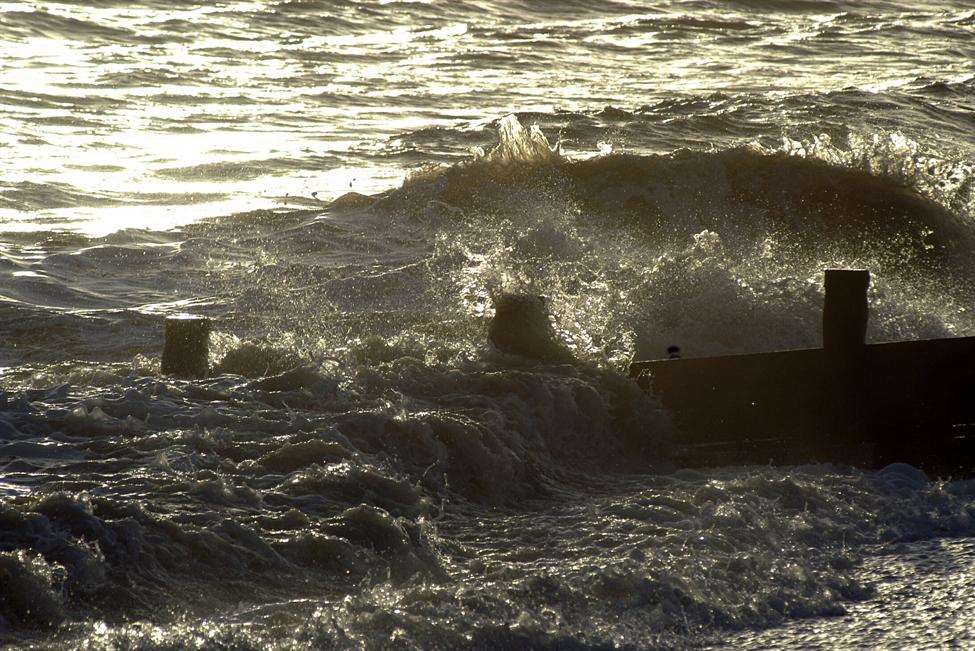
[{"left": 1, "top": 113, "right": 975, "bottom": 648}]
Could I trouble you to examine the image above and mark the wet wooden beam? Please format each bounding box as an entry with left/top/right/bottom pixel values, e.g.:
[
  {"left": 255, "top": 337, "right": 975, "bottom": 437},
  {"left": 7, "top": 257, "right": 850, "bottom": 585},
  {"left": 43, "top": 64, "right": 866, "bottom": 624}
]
[{"left": 629, "top": 269, "right": 975, "bottom": 471}]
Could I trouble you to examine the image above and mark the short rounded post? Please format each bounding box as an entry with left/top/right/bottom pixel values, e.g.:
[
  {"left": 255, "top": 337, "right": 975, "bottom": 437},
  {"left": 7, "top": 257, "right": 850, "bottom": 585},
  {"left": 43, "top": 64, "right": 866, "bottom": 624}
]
[{"left": 162, "top": 315, "right": 211, "bottom": 378}]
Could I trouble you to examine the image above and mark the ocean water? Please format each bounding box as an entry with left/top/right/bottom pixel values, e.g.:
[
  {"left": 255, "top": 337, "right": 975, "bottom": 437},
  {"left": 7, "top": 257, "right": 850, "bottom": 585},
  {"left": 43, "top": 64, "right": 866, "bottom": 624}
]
[{"left": 2, "top": 1, "right": 975, "bottom": 648}]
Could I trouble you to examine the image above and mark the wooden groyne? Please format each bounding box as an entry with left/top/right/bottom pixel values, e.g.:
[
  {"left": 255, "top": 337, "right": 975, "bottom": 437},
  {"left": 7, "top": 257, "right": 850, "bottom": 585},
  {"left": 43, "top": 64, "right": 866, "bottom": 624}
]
[{"left": 629, "top": 270, "right": 975, "bottom": 475}]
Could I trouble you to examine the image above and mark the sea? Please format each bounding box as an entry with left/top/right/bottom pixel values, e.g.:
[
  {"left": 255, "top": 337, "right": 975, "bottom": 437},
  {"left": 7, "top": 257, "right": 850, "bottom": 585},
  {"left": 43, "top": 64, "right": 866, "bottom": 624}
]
[{"left": 1, "top": 1, "right": 975, "bottom": 648}]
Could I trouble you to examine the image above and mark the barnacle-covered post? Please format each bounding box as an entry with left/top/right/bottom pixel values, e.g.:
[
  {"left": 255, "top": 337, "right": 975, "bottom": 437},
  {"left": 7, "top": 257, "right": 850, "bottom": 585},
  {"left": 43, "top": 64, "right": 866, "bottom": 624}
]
[{"left": 162, "top": 315, "right": 211, "bottom": 378}]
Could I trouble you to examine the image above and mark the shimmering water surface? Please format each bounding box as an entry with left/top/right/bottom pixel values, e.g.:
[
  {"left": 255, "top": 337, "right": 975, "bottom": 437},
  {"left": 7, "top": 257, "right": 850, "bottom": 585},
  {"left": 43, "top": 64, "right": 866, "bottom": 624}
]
[{"left": 2, "top": 1, "right": 975, "bottom": 648}]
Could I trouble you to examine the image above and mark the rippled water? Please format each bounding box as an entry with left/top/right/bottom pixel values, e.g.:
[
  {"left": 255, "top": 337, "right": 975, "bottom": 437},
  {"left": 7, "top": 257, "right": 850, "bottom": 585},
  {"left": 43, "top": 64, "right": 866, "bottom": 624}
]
[
  {"left": 3, "top": 0, "right": 974, "bottom": 234},
  {"left": 2, "top": 1, "right": 975, "bottom": 648}
]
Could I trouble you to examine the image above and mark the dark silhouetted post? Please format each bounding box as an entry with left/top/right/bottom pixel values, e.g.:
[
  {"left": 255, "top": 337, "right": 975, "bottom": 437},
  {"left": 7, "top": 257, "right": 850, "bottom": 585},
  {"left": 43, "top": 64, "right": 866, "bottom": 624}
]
[
  {"left": 822, "top": 269, "right": 871, "bottom": 462},
  {"left": 628, "top": 266, "right": 975, "bottom": 472},
  {"left": 162, "top": 315, "right": 211, "bottom": 378},
  {"left": 488, "top": 293, "right": 573, "bottom": 363},
  {"left": 823, "top": 269, "right": 869, "bottom": 354}
]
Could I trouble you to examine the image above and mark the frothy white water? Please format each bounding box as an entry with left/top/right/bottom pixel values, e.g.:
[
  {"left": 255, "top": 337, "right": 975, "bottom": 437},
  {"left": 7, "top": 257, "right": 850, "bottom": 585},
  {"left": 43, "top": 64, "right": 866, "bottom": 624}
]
[
  {"left": 2, "top": 2, "right": 975, "bottom": 644},
  {"left": 711, "top": 536, "right": 975, "bottom": 649},
  {"left": 3, "top": 124, "right": 975, "bottom": 642}
]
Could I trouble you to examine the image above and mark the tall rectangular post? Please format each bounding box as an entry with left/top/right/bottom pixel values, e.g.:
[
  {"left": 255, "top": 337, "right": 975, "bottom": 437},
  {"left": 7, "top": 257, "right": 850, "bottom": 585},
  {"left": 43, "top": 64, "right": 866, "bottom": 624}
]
[
  {"left": 822, "top": 269, "right": 871, "bottom": 462},
  {"left": 823, "top": 269, "right": 870, "bottom": 353}
]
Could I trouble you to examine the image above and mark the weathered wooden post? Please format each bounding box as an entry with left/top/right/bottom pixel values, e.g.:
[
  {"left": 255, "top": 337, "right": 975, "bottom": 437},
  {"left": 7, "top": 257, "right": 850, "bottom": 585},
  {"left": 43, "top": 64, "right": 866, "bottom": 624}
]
[
  {"left": 162, "top": 315, "right": 211, "bottom": 378},
  {"left": 488, "top": 293, "right": 573, "bottom": 363},
  {"left": 627, "top": 265, "right": 975, "bottom": 472},
  {"left": 822, "top": 269, "right": 871, "bottom": 461},
  {"left": 823, "top": 269, "right": 870, "bottom": 353}
]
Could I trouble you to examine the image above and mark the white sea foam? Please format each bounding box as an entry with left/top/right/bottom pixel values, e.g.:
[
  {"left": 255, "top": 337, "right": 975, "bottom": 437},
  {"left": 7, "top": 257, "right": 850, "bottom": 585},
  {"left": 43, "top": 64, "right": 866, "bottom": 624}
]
[{"left": 1, "top": 2, "right": 975, "bottom": 647}]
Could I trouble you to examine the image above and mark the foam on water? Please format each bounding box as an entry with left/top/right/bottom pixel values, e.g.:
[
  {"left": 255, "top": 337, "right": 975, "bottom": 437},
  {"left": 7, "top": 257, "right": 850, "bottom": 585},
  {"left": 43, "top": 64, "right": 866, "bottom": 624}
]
[
  {"left": 1, "top": 113, "right": 975, "bottom": 647},
  {"left": 710, "top": 537, "right": 975, "bottom": 649},
  {"left": 2, "top": 1, "right": 975, "bottom": 645}
]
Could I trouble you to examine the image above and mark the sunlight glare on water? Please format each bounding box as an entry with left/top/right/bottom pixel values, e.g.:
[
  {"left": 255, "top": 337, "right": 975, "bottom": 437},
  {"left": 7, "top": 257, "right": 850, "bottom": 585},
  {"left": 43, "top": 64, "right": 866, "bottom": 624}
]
[{"left": 2, "top": 1, "right": 973, "bottom": 235}]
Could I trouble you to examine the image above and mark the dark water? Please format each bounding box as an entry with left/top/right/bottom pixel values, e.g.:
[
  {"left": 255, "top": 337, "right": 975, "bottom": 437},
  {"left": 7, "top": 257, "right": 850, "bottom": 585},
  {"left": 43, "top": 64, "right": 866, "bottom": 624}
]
[{"left": 1, "top": 1, "right": 975, "bottom": 648}]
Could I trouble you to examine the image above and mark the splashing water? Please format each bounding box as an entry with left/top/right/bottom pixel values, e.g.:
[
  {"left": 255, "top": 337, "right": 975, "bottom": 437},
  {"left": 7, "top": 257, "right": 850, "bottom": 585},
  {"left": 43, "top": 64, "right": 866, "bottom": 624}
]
[
  {"left": 2, "top": 1, "right": 975, "bottom": 646},
  {"left": 1, "top": 110, "right": 974, "bottom": 648}
]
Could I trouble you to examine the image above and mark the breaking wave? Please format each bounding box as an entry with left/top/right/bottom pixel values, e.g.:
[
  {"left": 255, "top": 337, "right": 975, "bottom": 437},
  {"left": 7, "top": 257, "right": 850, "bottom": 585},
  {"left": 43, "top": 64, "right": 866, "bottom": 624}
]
[{"left": 2, "top": 115, "right": 974, "bottom": 648}]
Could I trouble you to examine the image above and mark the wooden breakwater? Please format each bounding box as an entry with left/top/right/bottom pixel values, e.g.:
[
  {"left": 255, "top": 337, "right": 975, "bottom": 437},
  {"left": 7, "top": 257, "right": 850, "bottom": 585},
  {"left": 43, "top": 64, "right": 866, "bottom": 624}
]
[{"left": 629, "top": 270, "right": 975, "bottom": 475}]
